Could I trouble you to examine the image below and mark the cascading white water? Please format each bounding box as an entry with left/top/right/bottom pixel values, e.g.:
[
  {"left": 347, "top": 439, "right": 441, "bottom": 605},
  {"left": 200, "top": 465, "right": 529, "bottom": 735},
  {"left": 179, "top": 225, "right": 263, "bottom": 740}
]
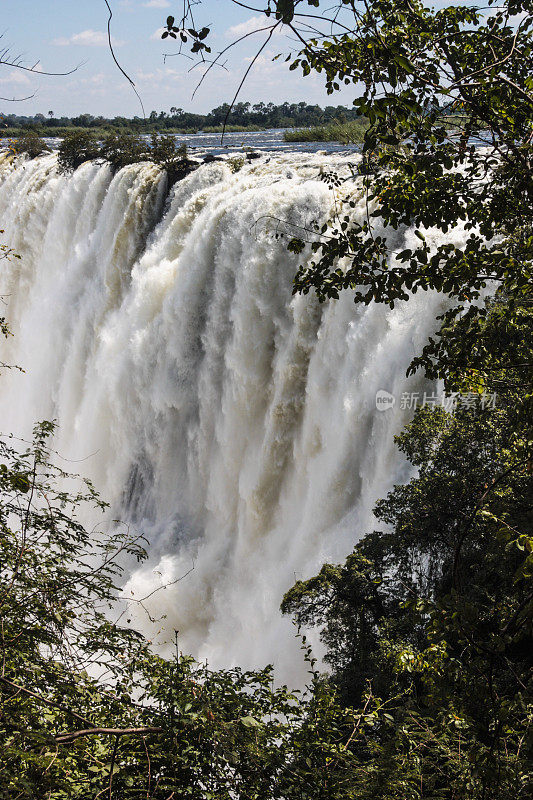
[{"left": 0, "top": 151, "right": 465, "bottom": 683}]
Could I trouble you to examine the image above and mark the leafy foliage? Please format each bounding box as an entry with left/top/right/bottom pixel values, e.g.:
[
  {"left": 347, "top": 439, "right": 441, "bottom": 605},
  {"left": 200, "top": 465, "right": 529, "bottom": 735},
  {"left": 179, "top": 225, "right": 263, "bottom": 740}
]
[
  {"left": 0, "top": 421, "right": 371, "bottom": 798},
  {"left": 9, "top": 131, "right": 50, "bottom": 159},
  {"left": 57, "top": 131, "right": 100, "bottom": 172},
  {"left": 149, "top": 133, "right": 195, "bottom": 185},
  {"left": 162, "top": 13, "right": 211, "bottom": 57},
  {"left": 99, "top": 130, "right": 146, "bottom": 171},
  {"left": 57, "top": 130, "right": 197, "bottom": 188},
  {"left": 239, "top": 1, "right": 533, "bottom": 388},
  {"left": 283, "top": 397, "right": 533, "bottom": 798}
]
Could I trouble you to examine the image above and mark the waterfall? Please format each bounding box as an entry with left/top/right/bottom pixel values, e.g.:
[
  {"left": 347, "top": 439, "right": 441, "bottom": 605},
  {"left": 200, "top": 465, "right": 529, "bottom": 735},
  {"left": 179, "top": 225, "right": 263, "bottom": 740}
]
[{"left": 0, "top": 152, "right": 464, "bottom": 683}]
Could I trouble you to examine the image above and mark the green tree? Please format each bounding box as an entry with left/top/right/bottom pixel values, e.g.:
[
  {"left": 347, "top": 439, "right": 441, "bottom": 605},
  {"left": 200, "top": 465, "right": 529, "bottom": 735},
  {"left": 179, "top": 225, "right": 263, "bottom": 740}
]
[
  {"left": 57, "top": 131, "right": 100, "bottom": 172},
  {"left": 149, "top": 133, "right": 195, "bottom": 185},
  {"left": 11, "top": 131, "right": 50, "bottom": 159},
  {"left": 276, "top": 1, "right": 531, "bottom": 386},
  {"left": 99, "top": 130, "right": 146, "bottom": 171},
  {"left": 166, "top": 0, "right": 532, "bottom": 387},
  {"left": 283, "top": 397, "right": 533, "bottom": 798}
]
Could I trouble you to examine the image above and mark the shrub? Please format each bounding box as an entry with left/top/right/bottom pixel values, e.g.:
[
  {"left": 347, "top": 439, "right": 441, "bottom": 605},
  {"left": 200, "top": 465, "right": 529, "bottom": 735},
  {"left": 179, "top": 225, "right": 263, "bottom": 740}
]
[
  {"left": 57, "top": 131, "right": 100, "bottom": 172},
  {"left": 150, "top": 132, "right": 186, "bottom": 166},
  {"left": 0, "top": 421, "right": 363, "bottom": 799},
  {"left": 100, "top": 131, "right": 146, "bottom": 171},
  {"left": 56, "top": 129, "right": 198, "bottom": 188},
  {"left": 149, "top": 133, "right": 197, "bottom": 186},
  {"left": 227, "top": 155, "right": 245, "bottom": 173},
  {"left": 11, "top": 131, "right": 50, "bottom": 159}
]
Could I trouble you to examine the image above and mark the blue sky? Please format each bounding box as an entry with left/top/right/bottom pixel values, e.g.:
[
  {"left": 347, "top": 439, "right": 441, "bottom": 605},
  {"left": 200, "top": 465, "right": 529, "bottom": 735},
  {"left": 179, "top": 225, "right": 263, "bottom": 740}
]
[{"left": 0, "top": 0, "right": 357, "bottom": 117}]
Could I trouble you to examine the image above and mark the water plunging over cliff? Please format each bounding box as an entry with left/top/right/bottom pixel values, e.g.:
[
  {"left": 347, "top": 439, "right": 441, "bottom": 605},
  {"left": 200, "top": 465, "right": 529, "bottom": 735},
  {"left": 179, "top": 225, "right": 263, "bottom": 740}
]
[{"left": 0, "top": 152, "right": 464, "bottom": 682}]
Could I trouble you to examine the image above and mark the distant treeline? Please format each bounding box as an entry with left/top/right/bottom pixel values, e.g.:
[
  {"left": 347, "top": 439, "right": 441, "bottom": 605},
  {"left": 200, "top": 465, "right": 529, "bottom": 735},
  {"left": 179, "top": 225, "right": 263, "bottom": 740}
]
[{"left": 0, "top": 101, "right": 363, "bottom": 135}]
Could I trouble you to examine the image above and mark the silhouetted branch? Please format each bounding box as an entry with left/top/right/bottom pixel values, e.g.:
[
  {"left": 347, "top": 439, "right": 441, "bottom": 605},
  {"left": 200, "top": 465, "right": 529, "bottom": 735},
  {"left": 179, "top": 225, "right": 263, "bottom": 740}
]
[
  {"left": 221, "top": 23, "right": 280, "bottom": 141},
  {"left": 103, "top": 0, "right": 145, "bottom": 118}
]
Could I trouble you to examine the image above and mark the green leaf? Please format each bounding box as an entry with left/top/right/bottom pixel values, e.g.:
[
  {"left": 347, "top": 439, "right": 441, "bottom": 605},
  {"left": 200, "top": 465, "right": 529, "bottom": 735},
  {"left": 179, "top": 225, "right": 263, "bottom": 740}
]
[{"left": 240, "top": 715, "right": 263, "bottom": 728}]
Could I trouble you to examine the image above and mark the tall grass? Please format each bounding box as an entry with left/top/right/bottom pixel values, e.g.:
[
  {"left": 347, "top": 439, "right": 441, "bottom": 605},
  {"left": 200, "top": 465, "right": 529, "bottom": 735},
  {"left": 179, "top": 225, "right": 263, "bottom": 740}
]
[
  {"left": 284, "top": 119, "right": 367, "bottom": 144},
  {"left": 201, "top": 124, "right": 263, "bottom": 133}
]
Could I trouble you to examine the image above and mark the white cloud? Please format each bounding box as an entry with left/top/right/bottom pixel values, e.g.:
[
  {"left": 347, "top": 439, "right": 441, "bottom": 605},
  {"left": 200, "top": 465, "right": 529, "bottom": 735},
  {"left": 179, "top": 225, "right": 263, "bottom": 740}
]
[
  {"left": 136, "top": 67, "right": 181, "bottom": 84},
  {"left": 70, "top": 30, "right": 109, "bottom": 46},
  {"left": 226, "top": 16, "right": 273, "bottom": 38},
  {"left": 0, "top": 70, "right": 31, "bottom": 85},
  {"left": 150, "top": 27, "right": 166, "bottom": 41},
  {"left": 143, "top": 0, "right": 171, "bottom": 7},
  {"left": 243, "top": 50, "right": 286, "bottom": 77},
  {"left": 80, "top": 73, "right": 107, "bottom": 86},
  {"left": 51, "top": 29, "right": 124, "bottom": 47}
]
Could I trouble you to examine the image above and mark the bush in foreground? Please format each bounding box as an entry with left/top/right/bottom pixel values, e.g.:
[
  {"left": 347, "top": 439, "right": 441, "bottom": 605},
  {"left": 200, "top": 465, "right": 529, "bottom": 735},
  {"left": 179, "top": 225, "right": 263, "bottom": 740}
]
[
  {"left": 283, "top": 392, "right": 533, "bottom": 799},
  {"left": 0, "top": 422, "right": 368, "bottom": 799}
]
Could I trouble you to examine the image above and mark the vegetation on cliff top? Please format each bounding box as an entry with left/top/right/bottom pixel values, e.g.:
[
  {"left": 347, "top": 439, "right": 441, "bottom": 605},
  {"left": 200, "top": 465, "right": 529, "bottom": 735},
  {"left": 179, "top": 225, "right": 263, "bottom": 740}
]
[{"left": 54, "top": 130, "right": 194, "bottom": 186}]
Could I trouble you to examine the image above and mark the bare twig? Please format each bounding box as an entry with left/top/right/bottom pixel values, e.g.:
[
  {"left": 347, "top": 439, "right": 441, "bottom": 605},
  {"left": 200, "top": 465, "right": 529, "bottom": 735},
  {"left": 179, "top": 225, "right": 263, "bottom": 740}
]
[
  {"left": 221, "top": 23, "right": 281, "bottom": 142},
  {"left": 103, "top": 0, "right": 145, "bottom": 117}
]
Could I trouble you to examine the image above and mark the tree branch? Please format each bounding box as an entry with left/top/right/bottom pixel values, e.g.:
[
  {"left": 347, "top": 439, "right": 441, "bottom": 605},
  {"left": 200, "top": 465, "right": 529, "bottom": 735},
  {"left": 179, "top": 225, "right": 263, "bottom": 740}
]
[
  {"left": 0, "top": 676, "right": 93, "bottom": 726},
  {"left": 55, "top": 726, "right": 164, "bottom": 743}
]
